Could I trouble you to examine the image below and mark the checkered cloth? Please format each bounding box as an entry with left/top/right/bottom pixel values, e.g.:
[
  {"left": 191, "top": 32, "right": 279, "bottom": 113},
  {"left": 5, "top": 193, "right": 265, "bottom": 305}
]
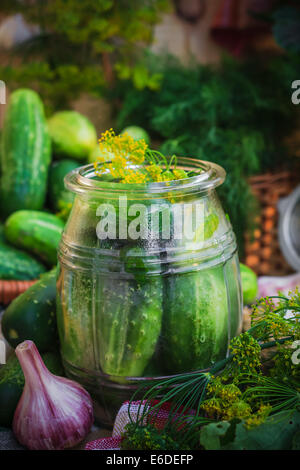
[
  {"left": 85, "top": 400, "right": 173, "bottom": 450},
  {"left": 0, "top": 428, "right": 25, "bottom": 450}
]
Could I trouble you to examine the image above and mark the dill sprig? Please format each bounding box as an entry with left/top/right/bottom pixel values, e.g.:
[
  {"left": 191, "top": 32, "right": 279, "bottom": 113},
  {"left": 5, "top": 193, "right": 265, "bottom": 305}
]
[
  {"left": 94, "top": 129, "right": 190, "bottom": 183},
  {"left": 127, "top": 371, "right": 212, "bottom": 450},
  {"left": 129, "top": 371, "right": 210, "bottom": 426},
  {"left": 250, "top": 290, "right": 300, "bottom": 343},
  {"left": 241, "top": 375, "right": 300, "bottom": 414},
  {"left": 125, "top": 290, "right": 300, "bottom": 449}
]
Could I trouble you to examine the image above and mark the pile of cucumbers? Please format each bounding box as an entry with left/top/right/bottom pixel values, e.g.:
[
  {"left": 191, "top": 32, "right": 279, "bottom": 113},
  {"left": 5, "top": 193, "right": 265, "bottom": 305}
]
[
  {"left": 0, "top": 88, "right": 98, "bottom": 279},
  {"left": 0, "top": 88, "right": 99, "bottom": 427}
]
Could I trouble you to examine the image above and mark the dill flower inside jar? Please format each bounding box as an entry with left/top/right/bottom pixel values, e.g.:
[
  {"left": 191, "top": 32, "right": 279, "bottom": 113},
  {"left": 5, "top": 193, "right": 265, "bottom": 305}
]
[{"left": 56, "top": 130, "right": 243, "bottom": 426}]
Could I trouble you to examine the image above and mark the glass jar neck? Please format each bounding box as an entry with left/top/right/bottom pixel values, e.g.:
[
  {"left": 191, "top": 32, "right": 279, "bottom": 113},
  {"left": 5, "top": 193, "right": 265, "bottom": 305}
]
[{"left": 65, "top": 158, "right": 226, "bottom": 201}]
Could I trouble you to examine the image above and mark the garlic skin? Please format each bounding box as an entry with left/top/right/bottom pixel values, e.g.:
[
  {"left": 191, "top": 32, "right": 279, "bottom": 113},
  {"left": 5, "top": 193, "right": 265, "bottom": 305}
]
[{"left": 13, "top": 340, "right": 94, "bottom": 450}]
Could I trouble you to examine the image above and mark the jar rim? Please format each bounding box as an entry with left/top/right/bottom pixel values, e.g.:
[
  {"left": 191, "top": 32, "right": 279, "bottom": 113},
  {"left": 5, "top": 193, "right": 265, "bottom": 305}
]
[{"left": 65, "top": 157, "right": 226, "bottom": 196}]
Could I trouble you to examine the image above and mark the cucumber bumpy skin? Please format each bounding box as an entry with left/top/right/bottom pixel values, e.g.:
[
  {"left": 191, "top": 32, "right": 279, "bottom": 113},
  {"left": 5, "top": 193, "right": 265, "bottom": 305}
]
[
  {"left": 94, "top": 234, "right": 163, "bottom": 379},
  {"left": 57, "top": 264, "right": 163, "bottom": 380},
  {"left": 4, "top": 210, "right": 64, "bottom": 266},
  {"left": 48, "top": 159, "right": 79, "bottom": 212},
  {"left": 96, "top": 275, "right": 163, "bottom": 378},
  {"left": 0, "top": 242, "right": 46, "bottom": 280},
  {"left": 0, "top": 89, "right": 51, "bottom": 218},
  {"left": 56, "top": 268, "right": 97, "bottom": 372},
  {"left": 162, "top": 267, "right": 229, "bottom": 374},
  {"left": 48, "top": 110, "right": 97, "bottom": 160},
  {"left": 1, "top": 269, "right": 58, "bottom": 352}
]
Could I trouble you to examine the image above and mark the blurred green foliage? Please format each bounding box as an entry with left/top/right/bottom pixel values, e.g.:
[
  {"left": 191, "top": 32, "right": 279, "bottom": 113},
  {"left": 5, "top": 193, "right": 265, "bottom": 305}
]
[
  {"left": 112, "top": 52, "right": 300, "bottom": 253},
  {"left": 0, "top": 0, "right": 169, "bottom": 110}
]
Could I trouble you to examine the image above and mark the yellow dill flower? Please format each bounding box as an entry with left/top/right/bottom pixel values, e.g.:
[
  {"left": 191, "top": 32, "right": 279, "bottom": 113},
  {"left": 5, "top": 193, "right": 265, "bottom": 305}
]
[
  {"left": 95, "top": 129, "right": 149, "bottom": 179},
  {"left": 122, "top": 169, "right": 147, "bottom": 184},
  {"left": 112, "top": 154, "right": 128, "bottom": 168},
  {"left": 224, "top": 401, "right": 252, "bottom": 421},
  {"left": 109, "top": 164, "right": 126, "bottom": 180},
  {"left": 94, "top": 128, "right": 193, "bottom": 184},
  {"left": 244, "top": 404, "right": 271, "bottom": 429},
  {"left": 228, "top": 332, "right": 261, "bottom": 374},
  {"left": 93, "top": 160, "right": 106, "bottom": 176},
  {"left": 97, "top": 129, "right": 147, "bottom": 165},
  {"left": 200, "top": 398, "right": 223, "bottom": 419},
  {"left": 217, "top": 384, "right": 241, "bottom": 402},
  {"left": 161, "top": 170, "right": 174, "bottom": 182},
  {"left": 146, "top": 164, "right": 163, "bottom": 182},
  {"left": 172, "top": 169, "right": 188, "bottom": 180}
]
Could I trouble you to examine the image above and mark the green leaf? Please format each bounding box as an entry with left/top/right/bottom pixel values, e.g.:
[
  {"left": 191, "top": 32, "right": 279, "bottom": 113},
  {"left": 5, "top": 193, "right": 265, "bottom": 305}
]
[
  {"left": 225, "top": 411, "right": 300, "bottom": 450},
  {"left": 200, "top": 411, "right": 300, "bottom": 450},
  {"left": 200, "top": 421, "right": 231, "bottom": 450}
]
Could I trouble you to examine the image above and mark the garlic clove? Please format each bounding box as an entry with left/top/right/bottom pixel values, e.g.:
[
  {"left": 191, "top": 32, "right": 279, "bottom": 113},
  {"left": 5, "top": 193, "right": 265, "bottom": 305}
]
[{"left": 13, "top": 340, "right": 94, "bottom": 450}]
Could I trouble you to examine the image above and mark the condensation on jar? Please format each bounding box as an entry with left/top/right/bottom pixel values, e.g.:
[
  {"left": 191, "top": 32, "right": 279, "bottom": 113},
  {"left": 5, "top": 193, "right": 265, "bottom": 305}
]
[{"left": 56, "top": 158, "right": 243, "bottom": 426}]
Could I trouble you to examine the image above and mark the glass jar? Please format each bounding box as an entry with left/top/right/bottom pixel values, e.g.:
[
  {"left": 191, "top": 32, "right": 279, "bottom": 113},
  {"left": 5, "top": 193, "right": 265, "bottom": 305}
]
[{"left": 56, "top": 158, "right": 242, "bottom": 426}]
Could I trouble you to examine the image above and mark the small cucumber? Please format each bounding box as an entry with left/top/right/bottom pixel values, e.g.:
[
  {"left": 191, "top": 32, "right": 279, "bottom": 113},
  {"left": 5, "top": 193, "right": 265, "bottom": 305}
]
[
  {"left": 5, "top": 210, "right": 64, "bottom": 266},
  {"left": 162, "top": 267, "right": 229, "bottom": 374},
  {"left": 0, "top": 242, "right": 46, "bottom": 280},
  {"left": 0, "top": 89, "right": 51, "bottom": 217},
  {"left": 96, "top": 276, "right": 163, "bottom": 378},
  {"left": 48, "top": 111, "right": 97, "bottom": 160},
  {"left": 48, "top": 159, "right": 79, "bottom": 212},
  {"left": 1, "top": 269, "right": 58, "bottom": 352}
]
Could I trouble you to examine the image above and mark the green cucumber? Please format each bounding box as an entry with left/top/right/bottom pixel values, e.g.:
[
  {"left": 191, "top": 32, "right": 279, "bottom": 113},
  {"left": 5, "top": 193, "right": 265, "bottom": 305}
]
[
  {"left": 0, "top": 351, "right": 63, "bottom": 427},
  {"left": 88, "top": 144, "right": 112, "bottom": 164},
  {"left": 48, "top": 111, "right": 97, "bottom": 160},
  {"left": 225, "top": 256, "right": 243, "bottom": 338},
  {"left": 0, "top": 89, "right": 51, "bottom": 218},
  {"left": 120, "top": 126, "right": 150, "bottom": 145},
  {"left": 56, "top": 268, "right": 97, "bottom": 372},
  {"left": 1, "top": 269, "right": 58, "bottom": 352},
  {"left": 96, "top": 275, "right": 163, "bottom": 378},
  {"left": 97, "top": 246, "right": 162, "bottom": 378},
  {"left": 5, "top": 210, "right": 64, "bottom": 266},
  {"left": 57, "top": 246, "right": 163, "bottom": 379},
  {"left": 48, "top": 159, "right": 79, "bottom": 212},
  {"left": 0, "top": 242, "right": 46, "bottom": 280},
  {"left": 240, "top": 263, "right": 258, "bottom": 305},
  {"left": 162, "top": 267, "right": 229, "bottom": 374}
]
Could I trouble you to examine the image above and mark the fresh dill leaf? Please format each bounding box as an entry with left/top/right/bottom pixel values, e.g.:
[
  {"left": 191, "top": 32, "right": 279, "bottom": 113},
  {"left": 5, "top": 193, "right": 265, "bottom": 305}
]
[{"left": 126, "top": 290, "right": 300, "bottom": 449}]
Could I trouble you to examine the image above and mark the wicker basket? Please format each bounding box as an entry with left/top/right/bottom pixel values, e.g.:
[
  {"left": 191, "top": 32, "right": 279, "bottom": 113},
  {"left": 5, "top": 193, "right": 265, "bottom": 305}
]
[
  {"left": 0, "top": 279, "right": 37, "bottom": 305},
  {"left": 244, "top": 171, "right": 299, "bottom": 276}
]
